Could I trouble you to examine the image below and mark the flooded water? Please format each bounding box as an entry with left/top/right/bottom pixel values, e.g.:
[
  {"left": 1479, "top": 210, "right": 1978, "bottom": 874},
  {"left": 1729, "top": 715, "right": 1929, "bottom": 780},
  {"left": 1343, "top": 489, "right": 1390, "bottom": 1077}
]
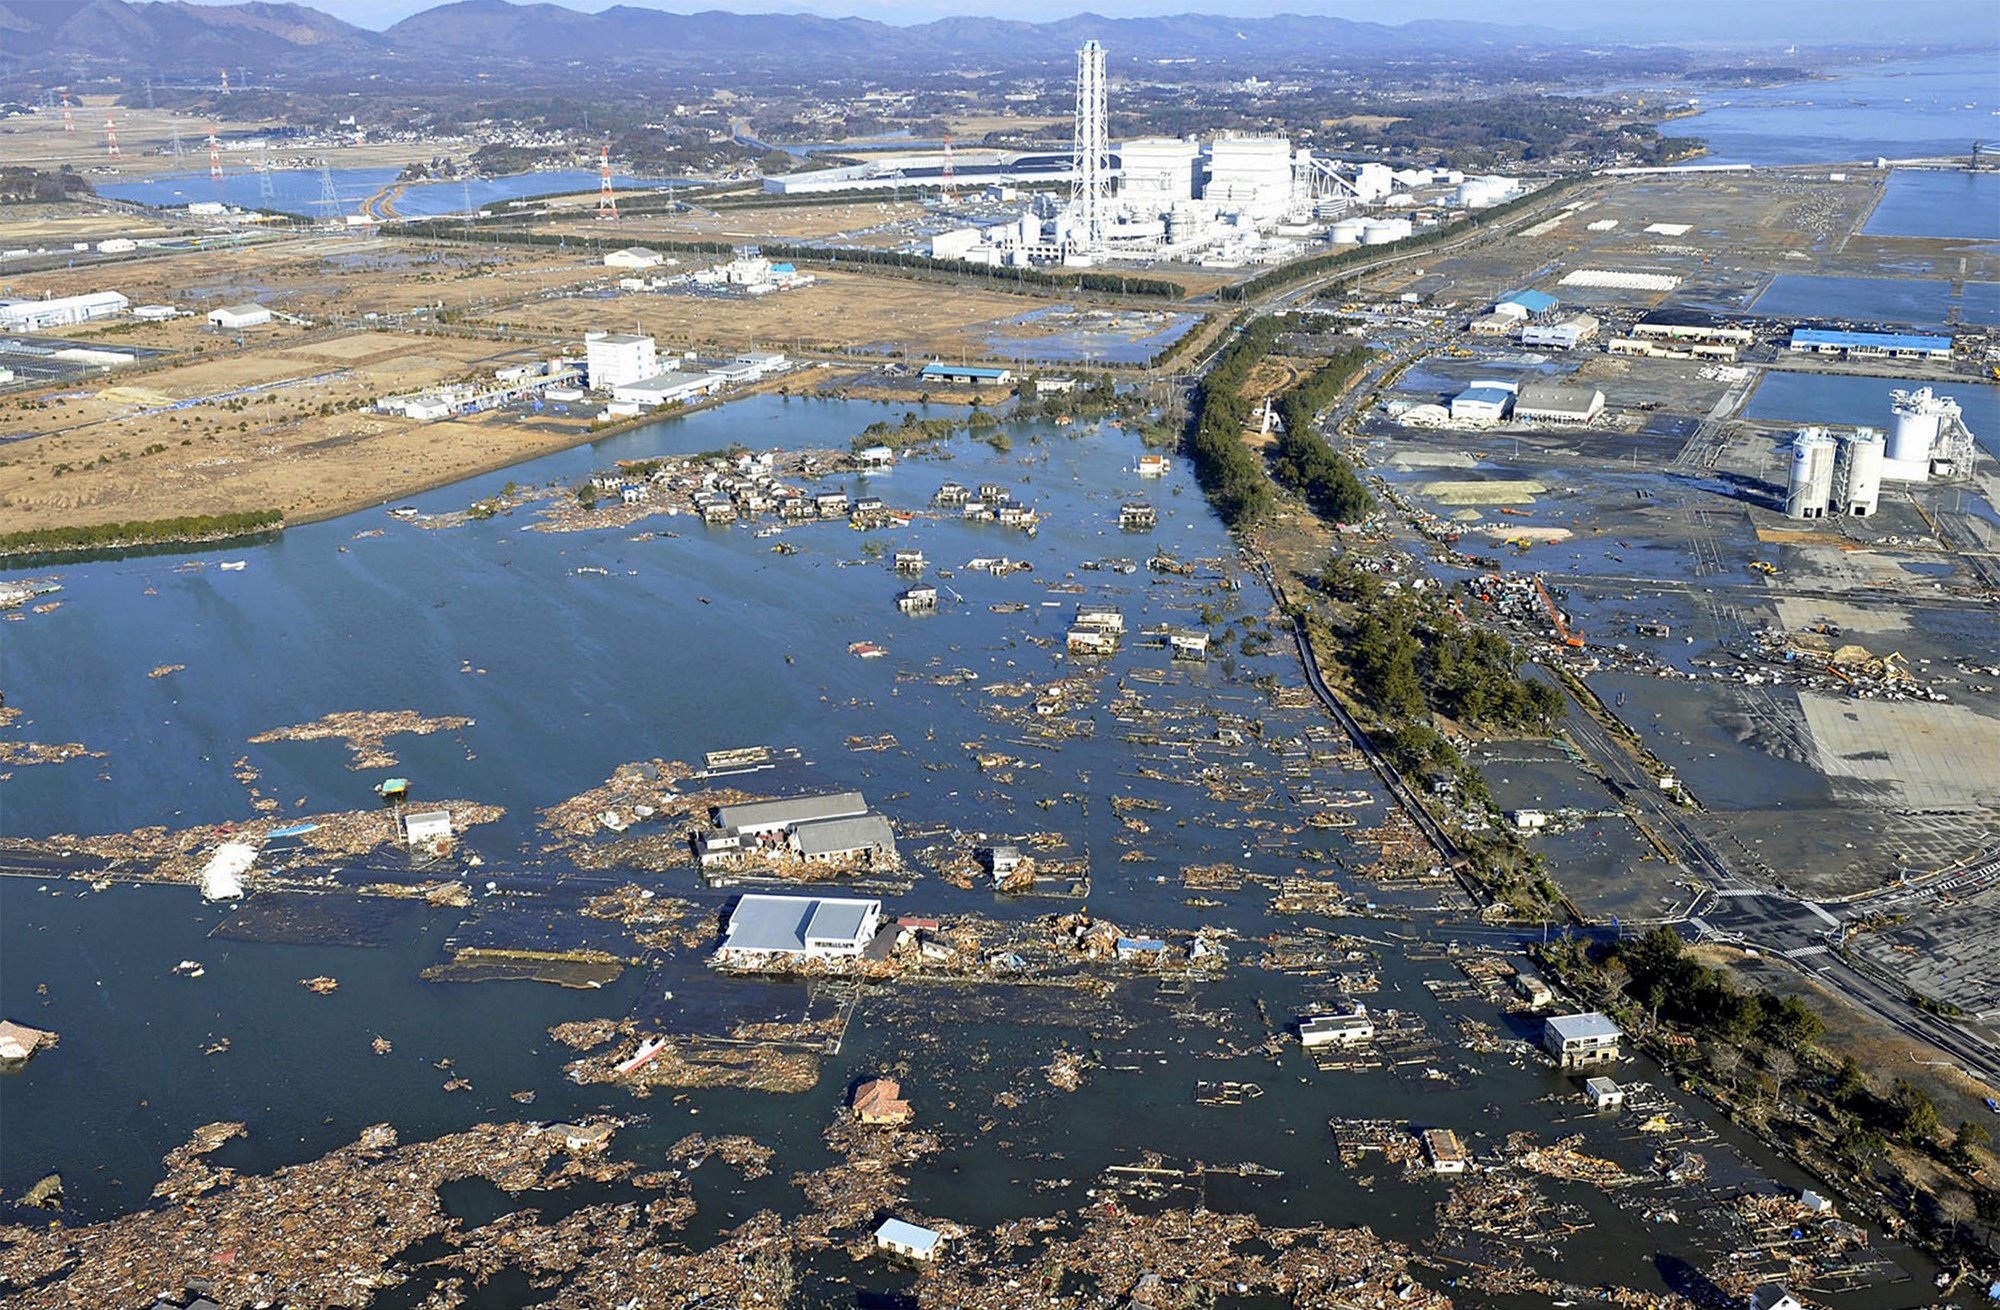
[
  {"left": 0, "top": 397, "right": 1955, "bottom": 1303},
  {"left": 1748, "top": 273, "right": 2000, "bottom": 327},
  {"left": 980, "top": 304, "right": 1200, "bottom": 364},
  {"left": 96, "top": 167, "right": 680, "bottom": 220},
  {"left": 1663, "top": 50, "right": 2000, "bottom": 166},
  {"left": 1864, "top": 170, "right": 2000, "bottom": 240},
  {"left": 1744, "top": 370, "right": 2000, "bottom": 460}
]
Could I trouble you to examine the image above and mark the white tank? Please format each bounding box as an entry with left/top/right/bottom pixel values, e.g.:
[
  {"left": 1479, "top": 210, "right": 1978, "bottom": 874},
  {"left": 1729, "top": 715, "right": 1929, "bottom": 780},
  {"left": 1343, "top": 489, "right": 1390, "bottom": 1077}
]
[
  {"left": 1839, "top": 428, "right": 1884, "bottom": 516},
  {"left": 1887, "top": 386, "right": 1958, "bottom": 466},
  {"left": 1785, "top": 428, "right": 1837, "bottom": 520},
  {"left": 1328, "top": 219, "right": 1366, "bottom": 244},
  {"left": 1360, "top": 218, "right": 1412, "bottom": 244}
]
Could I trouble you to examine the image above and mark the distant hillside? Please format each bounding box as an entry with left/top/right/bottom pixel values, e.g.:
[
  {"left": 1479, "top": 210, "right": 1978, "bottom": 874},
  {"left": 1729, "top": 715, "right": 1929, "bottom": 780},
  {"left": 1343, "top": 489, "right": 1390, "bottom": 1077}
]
[
  {"left": 0, "top": 0, "right": 382, "bottom": 68},
  {"left": 0, "top": 0, "right": 1554, "bottom": 78}
]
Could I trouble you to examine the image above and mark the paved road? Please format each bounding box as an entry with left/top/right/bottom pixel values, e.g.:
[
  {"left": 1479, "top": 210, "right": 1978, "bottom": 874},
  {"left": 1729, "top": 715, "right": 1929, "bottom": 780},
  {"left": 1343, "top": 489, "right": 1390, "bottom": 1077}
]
[{"left": 1533, "top": 663, "right": 2000, "bottom": 1088}]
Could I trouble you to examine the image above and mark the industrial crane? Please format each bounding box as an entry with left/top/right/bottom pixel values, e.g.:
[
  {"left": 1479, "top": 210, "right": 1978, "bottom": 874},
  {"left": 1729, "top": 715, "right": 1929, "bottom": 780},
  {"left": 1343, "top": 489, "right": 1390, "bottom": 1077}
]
[{"left": 1534, "top": 575, "right": 1585, "bottom": 648}]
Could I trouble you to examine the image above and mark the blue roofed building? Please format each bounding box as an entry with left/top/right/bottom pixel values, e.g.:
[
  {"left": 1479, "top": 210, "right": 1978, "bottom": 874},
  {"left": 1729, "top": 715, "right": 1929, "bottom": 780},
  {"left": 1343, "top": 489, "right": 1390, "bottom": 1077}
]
[
  {"left": 1789, "top": 328, "right": 1952, "bottom": 360},
  {"left": 1498, "top": 288, "right": 1558, "bottom": 316}
]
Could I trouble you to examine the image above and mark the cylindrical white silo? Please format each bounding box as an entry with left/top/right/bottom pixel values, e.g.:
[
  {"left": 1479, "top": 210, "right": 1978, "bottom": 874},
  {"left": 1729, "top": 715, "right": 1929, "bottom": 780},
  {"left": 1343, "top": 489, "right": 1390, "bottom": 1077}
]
[
  {"left": 1328, "top": 218, "right": 1366, "bottom": 244},
  {"left": 1841, "top": 428, "right": 1884, "bottom": 516},
  {"left": 1785, "top": 429, "right": 1837, "bottom": 520},
  {"left": 1887, "top": 387, "right": 1945, "bottom": 465}
]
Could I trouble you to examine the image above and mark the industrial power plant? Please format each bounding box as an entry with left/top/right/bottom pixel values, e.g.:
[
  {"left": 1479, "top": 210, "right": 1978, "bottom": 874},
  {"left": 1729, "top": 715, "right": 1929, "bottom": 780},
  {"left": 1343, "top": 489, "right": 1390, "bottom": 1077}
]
[{"left": 894, "top": 40, "right": 1530, "bottom": 269}]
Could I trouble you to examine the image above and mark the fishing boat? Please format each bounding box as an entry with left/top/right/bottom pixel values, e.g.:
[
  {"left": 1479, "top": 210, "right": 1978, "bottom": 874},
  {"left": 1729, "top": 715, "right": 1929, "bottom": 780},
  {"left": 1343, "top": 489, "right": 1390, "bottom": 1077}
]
[
  {"left": 218, "top": 561, "right": 246, "bottom": 571},
  {"left": 615, "top": 1036, "right": 667, "bottom": 1076}
]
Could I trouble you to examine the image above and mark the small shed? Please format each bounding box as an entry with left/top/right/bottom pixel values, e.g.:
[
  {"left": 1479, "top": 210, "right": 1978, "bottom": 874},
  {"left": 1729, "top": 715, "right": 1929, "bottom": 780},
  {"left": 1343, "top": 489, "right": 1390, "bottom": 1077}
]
[
  {"left": 1584, "top": 1076, "right": 1625, "bottom": 1109},
  {"left": 404, "top": 809, "right": 453, "bottom": 847},
  {"left": 1422, "top": 1128, "right": 1468, "bottom": 1174},
  {"left": 1798, "top": 1188, "right": 1834, "bottom": 1215},
  {"left": 874, "top": 1216, "right": 943, "bottom": 1262}
]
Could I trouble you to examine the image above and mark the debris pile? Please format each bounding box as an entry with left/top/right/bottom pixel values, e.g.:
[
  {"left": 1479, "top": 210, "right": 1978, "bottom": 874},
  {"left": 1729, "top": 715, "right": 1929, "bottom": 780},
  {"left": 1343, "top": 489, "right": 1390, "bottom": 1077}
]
[
  {"left": 0, "top": 1121, "right": 589, "bottom": 1310},
  {"left": 247, "top": 709, "right": 475, "bottom": 771}
]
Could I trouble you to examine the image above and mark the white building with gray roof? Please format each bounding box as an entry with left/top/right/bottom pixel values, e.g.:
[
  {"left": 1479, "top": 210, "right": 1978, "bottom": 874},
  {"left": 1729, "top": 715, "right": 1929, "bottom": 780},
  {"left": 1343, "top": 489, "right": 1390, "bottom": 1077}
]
[{"left": 716, "top": 894, "right": 883, "bottom": 961}]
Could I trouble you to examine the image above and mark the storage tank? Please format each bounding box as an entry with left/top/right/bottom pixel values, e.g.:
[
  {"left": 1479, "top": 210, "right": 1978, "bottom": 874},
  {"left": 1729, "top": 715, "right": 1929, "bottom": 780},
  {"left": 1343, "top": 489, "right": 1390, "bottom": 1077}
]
[
  {"left": 1785, "top": 428, "right": 1837, "bottom": 520},
  {"left": 1361, "top": 218, "right": 1412, "bottom": 245},
  {"left": 1839, "top": 428, "right": 1884, "bottom": 516},
  {"left": 1884, "top": 386, "right": 1962, "bottom": 484},
  {"left": 1328, "top": 218, "right": 1367, "bottom": 244}
]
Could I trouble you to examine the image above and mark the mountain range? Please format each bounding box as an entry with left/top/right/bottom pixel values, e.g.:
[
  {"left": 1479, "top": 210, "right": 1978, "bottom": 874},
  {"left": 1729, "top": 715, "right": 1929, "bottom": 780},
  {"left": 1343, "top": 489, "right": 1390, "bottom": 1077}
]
[{"left": 0, "top": 0, "right": 1572, "bottom": 78}]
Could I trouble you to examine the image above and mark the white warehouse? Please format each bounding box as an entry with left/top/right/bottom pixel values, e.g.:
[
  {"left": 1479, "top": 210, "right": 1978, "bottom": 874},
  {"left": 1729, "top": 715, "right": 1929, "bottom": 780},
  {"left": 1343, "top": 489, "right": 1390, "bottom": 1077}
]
[{"left": 0, "top": 291, "right": 129, "bottom": 330}]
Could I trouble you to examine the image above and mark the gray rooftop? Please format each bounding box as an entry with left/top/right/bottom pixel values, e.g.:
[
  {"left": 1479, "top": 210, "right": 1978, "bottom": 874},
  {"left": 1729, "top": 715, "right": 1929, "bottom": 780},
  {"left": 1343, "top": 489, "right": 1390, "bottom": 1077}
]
[
  {"left": 875, "top": 1216, "right": 942, "bottom": 1252},
  {"left": 793, "top": 812, "right": 896, "bottom": 858},
  {"left": 721, "top": 893, "right": 880, "bottom": 954},
  {"left": 805, "top": 898, "right": 877, "bottom": 944},
  {"left": 1545, "top": 1011, "right": 1621, "bottom": 1043},
  {"left": 716, "top": 791, "right": 867, "bottom": 832},
  {"left": 1516, "top": 382, "right": 1604, "bottom": 412}
]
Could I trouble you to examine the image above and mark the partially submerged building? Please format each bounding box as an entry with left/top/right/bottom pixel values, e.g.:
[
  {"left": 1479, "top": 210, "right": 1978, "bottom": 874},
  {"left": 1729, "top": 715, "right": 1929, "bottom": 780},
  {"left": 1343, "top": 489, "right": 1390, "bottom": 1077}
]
[
  {"left": 853, "top": 1076, "right": 915, "bottom": 1125},
  {"left": 1422, "top": 1128, "right": 1469, "bottom": 1174},
  {"left": 715, "top": 893, "right": 884, "bottom": 961},
  {"left": 1299, "top": 1004, "right": 1374, "bottom": 1048},
  {"left": 1543, "top": 1011, "right": 1621, "bottom": 1068},
  {"left": 874, "top": 1216, "right": 943, "bottom": 1263}
]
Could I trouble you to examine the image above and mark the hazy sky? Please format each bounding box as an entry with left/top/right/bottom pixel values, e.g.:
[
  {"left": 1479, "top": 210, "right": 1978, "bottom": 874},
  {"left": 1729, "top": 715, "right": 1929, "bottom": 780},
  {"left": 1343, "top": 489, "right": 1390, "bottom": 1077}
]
[{"left": 189, "top": 0, "right": 2000, "bottom": 44}]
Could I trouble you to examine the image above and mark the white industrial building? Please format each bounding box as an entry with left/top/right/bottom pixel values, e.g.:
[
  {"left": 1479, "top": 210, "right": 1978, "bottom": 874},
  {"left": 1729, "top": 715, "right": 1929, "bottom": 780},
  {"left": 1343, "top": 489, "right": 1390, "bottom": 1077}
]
[
  {"left": 0, "top": 291, "right": 129, "bottom": 330},
  {"left": 929, "top": 227, "right": 984, "bottom": 261},
  {"left": 603, "top": 246, "right": 666, "bottom": 270},
  {"left": 1299, "top": 1004, "right": 1375, "bottom": 1048},
  {"left": 207, "top": 303, "right": 272, "bottom": 330},
  {"left": 1205, "top": 136, "right": 1296, "bottom": 220},
  {"left": 585, "top": 331, "right": 658, "bottom": 391},
  {"left": 1883, "top": 386, "right": 1976, "bottom": 481},
  {"left": 1513, "top": 383, "right": 1605, "bottom": 425},
  {"left": 1450, "top": 382, "right": 1517, "bottom": 424},
  {"left": 1521, "top": 314, "right": 1600, "bottom": 350},
  {"left": 610, "top": 369, "right": 720, "bottom": 408},
  {"left": 1120, "top": 137, "right": 1201, "bottom": 202}
]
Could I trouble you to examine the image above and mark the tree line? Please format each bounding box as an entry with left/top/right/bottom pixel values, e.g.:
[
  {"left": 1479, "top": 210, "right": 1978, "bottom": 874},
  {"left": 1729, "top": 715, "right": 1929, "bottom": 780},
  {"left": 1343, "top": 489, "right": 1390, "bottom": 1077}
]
[
  {"left": 1183, "top": 313, "right": 1286, "bottom": 529},
  {"left": 0, "top": 510, "right": 283, "bottom": 559},
  {"left": 399, "top": 221, "right": 1185, "bottom": 300},
  {"left": 1269, "top": 349, "right": 1374, "bottom": 524}
]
